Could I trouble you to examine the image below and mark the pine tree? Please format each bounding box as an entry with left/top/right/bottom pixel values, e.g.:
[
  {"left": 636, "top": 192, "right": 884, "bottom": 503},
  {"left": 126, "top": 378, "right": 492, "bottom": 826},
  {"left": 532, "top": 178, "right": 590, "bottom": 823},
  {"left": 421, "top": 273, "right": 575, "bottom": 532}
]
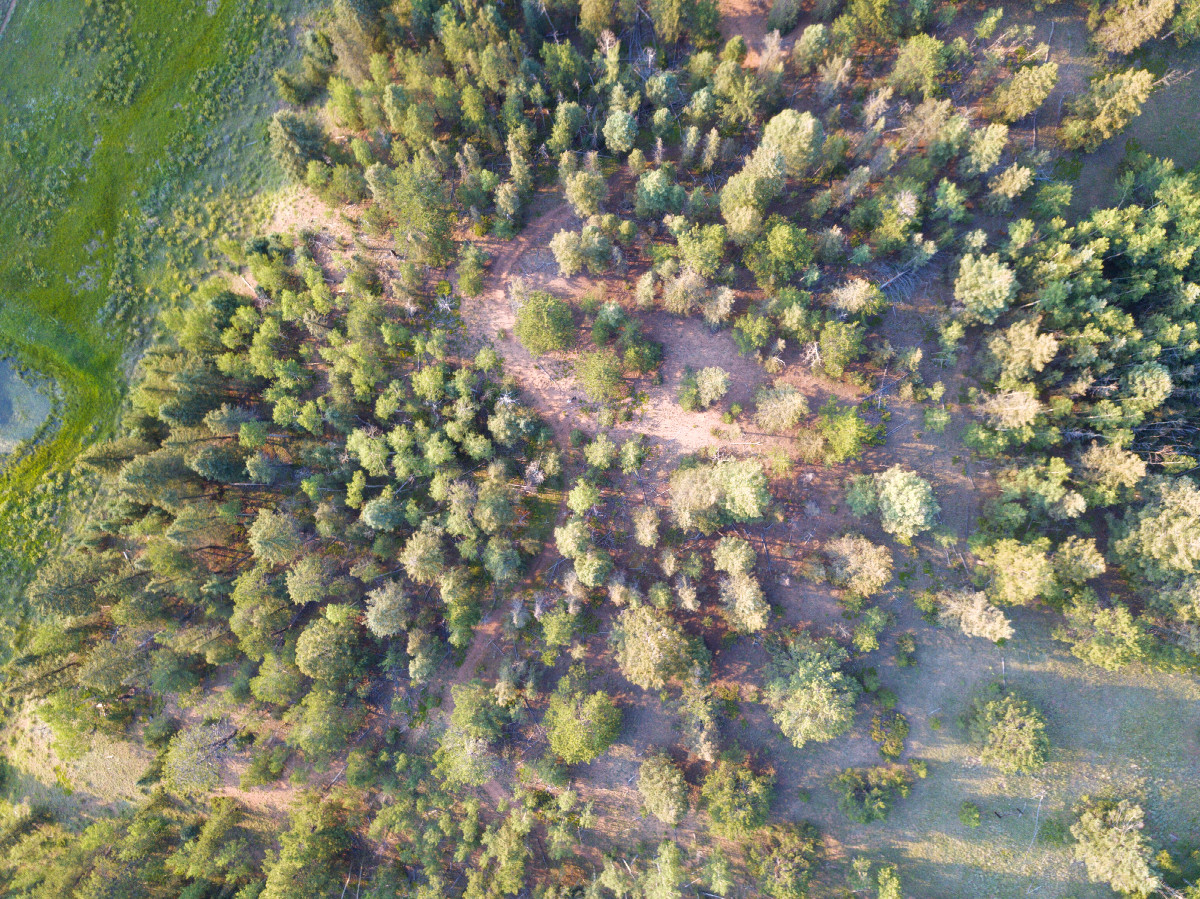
[
  {"left": 1071, "top": 798, "right": 1160, "bottom": 895},
  {"left": 1060, "top": 68, "right": 1156, "bottom": 150},
  {"left": 765, "top": 631, "right": 860, "bottom": 749},
  {"left": 939, "top": 589, "right": 1014, "bottom": 642},
  {"left": 954, "top": 253, "right": 1016, "bottom": 325},
  {"left": 1095, "top": 0, "right": 1175, "bottom": 54},
  {"left": 990, "top": 63, "right": 1058, "bottom": 122},
  {"left": 611, "top": 605, "right": 693, "bottom": 690},
  {"left": 268, "top": 111, "right": 324, "bottom": 182}
]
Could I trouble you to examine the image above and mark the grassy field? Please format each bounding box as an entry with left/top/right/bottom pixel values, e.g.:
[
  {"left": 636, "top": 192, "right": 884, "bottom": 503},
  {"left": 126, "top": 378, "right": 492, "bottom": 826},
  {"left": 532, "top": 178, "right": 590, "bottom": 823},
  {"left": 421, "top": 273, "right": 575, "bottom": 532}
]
[
  {"left": 814, "top": 607, "right": 1200, "bottom": 897},
  {"left": 735, "top": 389, "right": 1200, "bottom": 896},
  {"left": 0, "top": 0, "right": 312, "bottom": 600},
  {"left": 759, "top": 386, "right": 1200, "bottom": 897},
  {"left": 0, "top": 0, "right": 317, "bottom": 819},
  {"left": 0, "top": 705, "right": 151, "bottom": 823},
  {"left": 703, "top": 415, "right": 1200, "bottom": 896},
  {"left": 1067, "top": 41, "right": 1200, "bottom": 211}
]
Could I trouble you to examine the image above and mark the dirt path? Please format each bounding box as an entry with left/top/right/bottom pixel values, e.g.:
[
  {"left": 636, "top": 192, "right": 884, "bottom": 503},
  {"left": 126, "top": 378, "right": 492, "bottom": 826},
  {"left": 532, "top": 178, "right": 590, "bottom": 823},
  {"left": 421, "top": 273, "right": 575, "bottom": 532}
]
[
  {"left": 458, "top": 193, "right": 585, "bottom": 449},
  {"left": 449, "top": 611, "right": 503, "bottom": 688},
  {"left": 442, "top": 610, "right": 508, "bottom": 804},
  {"left": 0, "top": 0, "right": 20, "bottom": 43},
  {"left": 1040, "top": 15, "right": 1092, "bottom": 129},
  {"left": 717, "top": 0, "right": 790, "bottom": 67}
]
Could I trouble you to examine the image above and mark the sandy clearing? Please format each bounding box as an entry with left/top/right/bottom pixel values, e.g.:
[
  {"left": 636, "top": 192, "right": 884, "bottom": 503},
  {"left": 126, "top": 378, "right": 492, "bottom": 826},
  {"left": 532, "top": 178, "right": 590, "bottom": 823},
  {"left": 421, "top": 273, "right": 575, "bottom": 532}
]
[
  {"left": 717, "top": 0, "right": 794, "bottom": 68},
  {"left": 457, "top": 189, "right": 799, "bottom": 474}
]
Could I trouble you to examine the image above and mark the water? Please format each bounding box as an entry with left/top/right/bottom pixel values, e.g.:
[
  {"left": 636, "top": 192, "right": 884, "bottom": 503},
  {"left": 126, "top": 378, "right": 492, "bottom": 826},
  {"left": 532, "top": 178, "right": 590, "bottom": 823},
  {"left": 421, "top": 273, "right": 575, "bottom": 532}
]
[{"left": 0, "top": 358, "right": 52, "bottom": 455}]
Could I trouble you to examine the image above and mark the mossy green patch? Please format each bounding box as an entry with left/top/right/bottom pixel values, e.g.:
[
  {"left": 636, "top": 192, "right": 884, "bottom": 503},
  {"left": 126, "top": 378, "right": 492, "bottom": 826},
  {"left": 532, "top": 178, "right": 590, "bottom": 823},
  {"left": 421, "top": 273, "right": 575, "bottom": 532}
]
[{"left": 0, "top": 0, "right": 314, "bottom": 595}]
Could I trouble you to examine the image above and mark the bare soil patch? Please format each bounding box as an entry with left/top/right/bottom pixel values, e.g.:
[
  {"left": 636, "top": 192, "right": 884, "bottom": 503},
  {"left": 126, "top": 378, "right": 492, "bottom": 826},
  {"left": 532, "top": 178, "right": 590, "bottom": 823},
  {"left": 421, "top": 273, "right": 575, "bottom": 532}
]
[
  {"left": 457, "top": 193, "right": 588, "bottom": 449},
  {"left": 458, "top": 191, "right": 798, "bottom": 472},
  {"left": 717, "top": 0, "right": 787, "bottom": 67}
]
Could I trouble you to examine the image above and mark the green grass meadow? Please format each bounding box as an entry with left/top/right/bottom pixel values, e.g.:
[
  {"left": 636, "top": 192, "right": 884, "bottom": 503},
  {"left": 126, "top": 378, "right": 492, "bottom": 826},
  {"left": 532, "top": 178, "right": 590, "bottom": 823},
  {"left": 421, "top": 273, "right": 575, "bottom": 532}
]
[{"left": 0, "top": 0, "right": 312, "bottom": 596}]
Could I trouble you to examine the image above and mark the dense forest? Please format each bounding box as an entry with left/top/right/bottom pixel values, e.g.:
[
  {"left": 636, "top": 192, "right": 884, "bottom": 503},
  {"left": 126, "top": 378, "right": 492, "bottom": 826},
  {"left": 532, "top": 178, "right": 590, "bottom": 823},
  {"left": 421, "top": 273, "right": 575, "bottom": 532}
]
[{"left": 2, "top": 0, "right": 1200, "bottom": 895}]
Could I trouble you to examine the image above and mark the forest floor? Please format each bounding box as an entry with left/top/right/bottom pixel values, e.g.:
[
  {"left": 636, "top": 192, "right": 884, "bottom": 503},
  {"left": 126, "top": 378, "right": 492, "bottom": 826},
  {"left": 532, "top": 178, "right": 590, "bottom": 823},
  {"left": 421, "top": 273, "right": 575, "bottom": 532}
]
[
  {"left": 996, "top": 4, "right": 1200, "bottom": 212},
  {"left": 511, "top": 253, "right": 1200, "bottom": 898},
  {"left": 716, "top": 0, "right": 779, "bottom": 66},
  {"left": 11, "top": 0, "right": 1198, "bottom": 891},
  {"left": 443, "top": 13, "right": 1200, "bottom": 896},
  {"left": 458, "top": 190, "right": 783, "bottom": 472}
]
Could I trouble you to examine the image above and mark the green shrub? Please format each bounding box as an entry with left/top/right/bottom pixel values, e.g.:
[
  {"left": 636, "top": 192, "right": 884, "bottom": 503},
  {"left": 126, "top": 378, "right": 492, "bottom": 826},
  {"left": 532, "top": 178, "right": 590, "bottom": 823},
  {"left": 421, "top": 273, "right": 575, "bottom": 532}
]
[
  {"left": 819, "top": 400, "right": 881, "bottom": 465},
  {"left": 961, "top": 686, "right": 1050, "bottom": 774},
  {"left": 833, "top": 766, "right": 913, "bottom": 823},
  {"left": 874, "top": 466, "right": 939, "bottom": 543},
  {"left": 1071, "top": 797, "right": 1160, "bottom": 895},
  {"left": 677, "top": 369, "right": 701, "bottom": 411},
  {"left": 764, "top": 630, "right": 861, "bottom": 749},
  {"left": 869, "top": 711, "right": 909, "bottom": 760},
  {"left": 514, "top": 291, "right": 575, "bottom": 355},
  {"left": 749, "top": 823, "right": 820, "bottom": 898},
  {"left": 457, "top": 244, "right": 488, "bottom": 297},
  {"left": 924, "top": 406, "right": 951, "bottom": 433},
  {"left": 576, "top": 349, "right": 626, "bottom": 403},
  {"left": 754, "top": 384, "right": 809, "bottom": 433},
  {"left": 765, "top": 0, "right": 801, "bottom": 33},
  {"left": 638, "top": 754, "right": 689, "bottom": 825},
  {"left": 544, "top": 686, "right": 622, "bottom": 764},
  {"left": 584, "top": 433, "right": 620, "bottom": 470},
  {"left": 701, "top": 759, "right": 775, "bottom": 838}
]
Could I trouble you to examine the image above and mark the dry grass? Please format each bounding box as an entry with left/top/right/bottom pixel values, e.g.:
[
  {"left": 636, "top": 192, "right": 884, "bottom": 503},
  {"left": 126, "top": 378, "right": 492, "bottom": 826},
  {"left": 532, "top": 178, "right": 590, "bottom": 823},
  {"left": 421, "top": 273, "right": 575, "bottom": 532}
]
[
  {"left": 811, "top": 608, "right": 1200, "bottom": 898},
  {"left": 725, "top": 289, "right": 1200, "bottom": 896},
  {"left": 0, "top": 707, "right": 151, "bottom": 823}
]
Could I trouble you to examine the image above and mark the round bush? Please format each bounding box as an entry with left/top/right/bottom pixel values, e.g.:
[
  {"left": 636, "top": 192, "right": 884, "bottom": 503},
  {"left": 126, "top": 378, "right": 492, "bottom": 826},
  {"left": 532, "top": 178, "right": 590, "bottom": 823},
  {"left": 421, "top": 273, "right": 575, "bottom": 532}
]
[
  {"left": 962, "top": 687, "right": 1049, "bottom": 774},
  {"left": 544, "top": 689, "right": 622, "bottom": 763},
  {"left": 514, "top": 291, "right": 575, "bottom": 355}
]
